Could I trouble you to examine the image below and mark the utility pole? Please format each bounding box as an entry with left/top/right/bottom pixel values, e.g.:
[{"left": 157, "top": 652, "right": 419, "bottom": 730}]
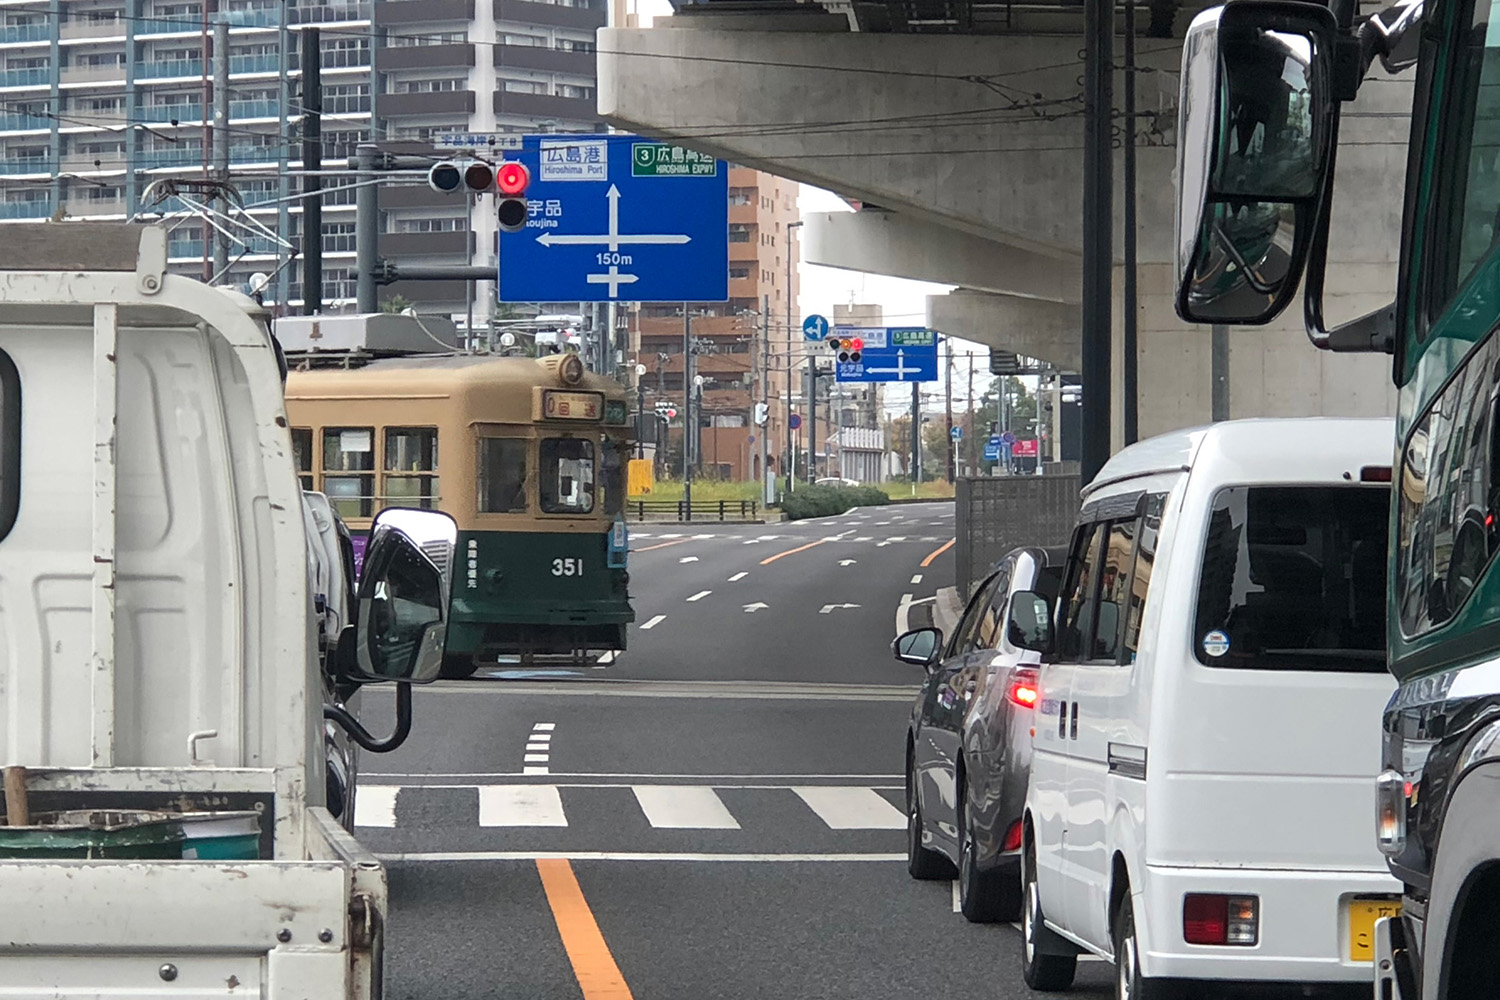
[
  {"left": 967, "top": 353, "right": 977, "bottom": 475},
  {"left": 911, "top": 382, "right": 921, "bottom": 484},
  {"left": 808, "top": 366, "right": 818, "bottom": 483},
  {"left": 944, "top": 338, "right": 954, "bottom": 483},
  {"left": 355, "top": 143, "right": 378, "bottom": 313},
  {"left": 275, "top": 0, "right": 291, "bottom": 314},
  {"left": 761, "top": 294, "right": 771, "bottom": 502},
  {"left": 211, "top": 17, "right": 229, "bottom": 280},
  {"left": 682, "top": 304, "right": 693, "bottom": 512},
  {"left": 300, "top": 27, "right": 323, "bottom": 315},
  {"left": 1123, "top": 0, "right": 1140, "bottom": 444},
  {"left": 199, "top": 0, "right": 211, "bottom": 283},
  {"left": 1081, "top": 0, "right": 1114, "bottom": 482}
]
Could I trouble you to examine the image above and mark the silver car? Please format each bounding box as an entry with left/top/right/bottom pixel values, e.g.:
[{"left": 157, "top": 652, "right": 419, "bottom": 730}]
[{"left": 893, "top": 546, "right": 1065, "bottom": 921}]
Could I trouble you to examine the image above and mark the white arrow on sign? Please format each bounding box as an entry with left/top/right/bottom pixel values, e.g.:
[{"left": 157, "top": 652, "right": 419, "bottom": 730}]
[
  {"left": 819, "top": 603, "right": 861, "bottom": 614},
  {"left": 865, "top": 349, "right": 921, "bottom": 379},
  {"left": 743, "top": 602, "right": 768, "bottom": 613},
  {"left": 534, "top": 186, "right": 693, "bottom": 250}
]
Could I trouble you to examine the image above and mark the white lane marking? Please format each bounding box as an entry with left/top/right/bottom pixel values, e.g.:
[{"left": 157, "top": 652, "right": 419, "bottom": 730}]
[
  {"left": 659, "top": 533, "right": 683, "bottom": 539},
  {"left": 687, "top": 590, "right": 711, "bottom": 602},
  {"left": 523, "top": 766, "right": 549, "bottom": 775},
  {"left": 793, "top": 786, "right": 907, "bottom": 829},
  {"left": 819, "top": 603, "right": 860, "bottom": 614},
  {"left": 526, "top": 743, "right": 550, "bottom": 752},
  {"left": 640, "top": 615, "right": 666, "bottom": 629},
  {"left": 524, "top": 753, "right": 550, "bottom": 763},
  {"left": 875, "top": 521, "right": 893, "bottom": 526},
  {"left": 692, "top": 533, "right": 716, "bottom": 540},
  {"left": 631, "top": 785, "right": 741, "bottom": 829},
  {"left": 901, "top": 592, "right": 913, "bottom": 604},
  {"left": 530, "top": 732, "right": 553, "bottom": 742},
  {"left": 953, "top": 881, "right": 962, "bottom": 913},
  {"left": 888, "top": 536, "right": 908, "bottom": 542},
  {"left": 728, "top": 572, "right": 748, "bottom": 581},
  {"left": 839, "top": 559, "right": 857, "bottom": 566},
  {"left": 382, "top": 851, "right": 907, "bottom": 863},
  {"left": 855, "top": 536, "right": 873, "bottom": 542},
  {"left": 911, "top": 574, "right": 923, "bottom": 584},
  {"left": 679, "top": 556, "right": 699, "bottom": 563},
  {"left": 895, "top": 594, "right": 936, "bottom": 636},
  {"left": 743, "top": 602, "right": 769, "bottom": 613},
  {"left": 478, "top": 785, "right": 567, "bottom": 827},
  {"left": 595, "top": 650, "right": 616, "bottom": 665},
  {"left": 877, "top": 541, "right": 892, "bottom": 547},
  {"left": 533, "top": 722, "right": 557, "bottom": 731},
  {"left": 353, "top": 784, "right": 398, "bottom": 828}
]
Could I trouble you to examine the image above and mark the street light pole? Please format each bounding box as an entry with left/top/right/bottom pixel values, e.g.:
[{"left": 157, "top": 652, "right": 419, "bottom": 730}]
[{"left": 787, "top": 220, "right": 803, "bottom": 487}]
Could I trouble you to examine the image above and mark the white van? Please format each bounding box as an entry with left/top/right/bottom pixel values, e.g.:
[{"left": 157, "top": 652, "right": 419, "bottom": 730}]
[{"left": 1011, "top": 418, "right": 1402, "bottom": 999}]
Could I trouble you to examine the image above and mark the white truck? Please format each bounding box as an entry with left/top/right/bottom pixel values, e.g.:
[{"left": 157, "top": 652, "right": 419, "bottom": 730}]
[{"left": 0, "top": 223, "right": 456, "bottom": 998}]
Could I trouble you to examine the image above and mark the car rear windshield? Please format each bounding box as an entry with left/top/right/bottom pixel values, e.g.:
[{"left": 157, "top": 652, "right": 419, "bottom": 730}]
[{"left": 1193, "top": 485, "right": 1388, "bottom": 672}]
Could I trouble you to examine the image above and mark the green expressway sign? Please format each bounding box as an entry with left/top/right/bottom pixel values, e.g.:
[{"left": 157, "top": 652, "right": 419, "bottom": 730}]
[{"left": 632, "top": 143, "right": 718, "bottom": 177}]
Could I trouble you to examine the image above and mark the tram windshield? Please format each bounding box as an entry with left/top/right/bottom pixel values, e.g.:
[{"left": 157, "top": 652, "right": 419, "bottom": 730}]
[{"left": 540, "top": 438, "right": 596, "bottom": 514}]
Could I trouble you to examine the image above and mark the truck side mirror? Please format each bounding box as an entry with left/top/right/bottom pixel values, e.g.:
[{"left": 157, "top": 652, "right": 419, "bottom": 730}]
[
  {"left": 344, "top": 508, "right": 457, "bottom": 685},
  {"left": 1007, "top": 590, "right": 1054, "bottom": 653},
  {"left": 1175, "top": 1, "right": 1337, "bottom": 325}
]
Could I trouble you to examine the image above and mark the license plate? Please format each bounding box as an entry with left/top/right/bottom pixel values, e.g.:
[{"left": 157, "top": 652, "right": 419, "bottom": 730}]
[{"left": 1347, "top": 898, "right": 1402, "bottom": 962}]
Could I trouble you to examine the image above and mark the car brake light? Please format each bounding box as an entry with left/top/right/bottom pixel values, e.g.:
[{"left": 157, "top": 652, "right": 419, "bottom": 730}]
[
  {"left": 1184, "top": 894, "right": 1259, "bottom": 946},
  {"left": 1360, "top": 465, "right": 1393, "bottom": 482},
  {"left": 1003, "top": 820, "right": 1023, "bottom": 853},
  {"left": 1007, "top": 669, "right": 1039, "bottom": 708}
]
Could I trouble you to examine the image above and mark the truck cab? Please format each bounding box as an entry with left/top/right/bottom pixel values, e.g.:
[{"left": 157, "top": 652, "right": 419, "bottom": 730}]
[{"left": 0, "top": 223, "right": 455, "bottom": 998}]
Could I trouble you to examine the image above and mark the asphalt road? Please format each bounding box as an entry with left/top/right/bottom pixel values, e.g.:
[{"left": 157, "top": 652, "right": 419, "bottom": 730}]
[{"left": 355, "top": 501, "right": 1116, "bottom": 1000}]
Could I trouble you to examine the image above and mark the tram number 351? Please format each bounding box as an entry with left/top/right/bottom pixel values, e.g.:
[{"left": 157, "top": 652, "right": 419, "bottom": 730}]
[{"left": 552, "top": 557, "right": 584, "bottom": 577}]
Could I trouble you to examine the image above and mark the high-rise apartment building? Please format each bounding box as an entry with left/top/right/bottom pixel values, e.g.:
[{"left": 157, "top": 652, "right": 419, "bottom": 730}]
[
  {"left": 0, "top": 0, "right": 603, "bottom": 317},
  {"left": 630, "top": 166, "right": 800, "bottom": 482}
]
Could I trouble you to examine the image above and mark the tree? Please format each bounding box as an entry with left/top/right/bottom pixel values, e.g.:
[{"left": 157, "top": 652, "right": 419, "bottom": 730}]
[{"left": 379, "top": 294, "right": 412, "bottom": 314}]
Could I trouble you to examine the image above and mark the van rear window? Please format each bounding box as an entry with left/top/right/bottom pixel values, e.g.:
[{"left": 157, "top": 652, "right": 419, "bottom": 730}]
[{"left": 1193, "top": 486, "right": 1388, "bottom": 672}]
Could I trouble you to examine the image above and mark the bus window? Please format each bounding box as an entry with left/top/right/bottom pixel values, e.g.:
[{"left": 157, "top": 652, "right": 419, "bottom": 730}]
[
  {"left": 323, "top": 426, "right": 375, "bottom": 519},
  {"left": 477, "top": 438, "right": 528, "bottom": 513},
  {"left": 384, "top": 427, "right": 439, "bottom": 510},
  {"left": 291, "top": 428, "right": 313, "bottom": 492},
  {"left": 540, "top": 438, "right": 596, "bottom": 514},
  {"left": 601, "top": 438, "right": 625, "bottom": 516}
]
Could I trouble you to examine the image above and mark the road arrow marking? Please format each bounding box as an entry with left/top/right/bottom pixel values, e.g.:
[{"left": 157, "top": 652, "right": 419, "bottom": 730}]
[
  {"left": 819, "top": 603, "right": 861, "bottom": 614},
  {"left": 679, "top": 556, "right": 699, "bottom": 563},
  {"left": 839, "top": 559, "right": 857, "bottom": 566},
  {"left": 743, "top": 602, "right": 768, "bottom": 613}
]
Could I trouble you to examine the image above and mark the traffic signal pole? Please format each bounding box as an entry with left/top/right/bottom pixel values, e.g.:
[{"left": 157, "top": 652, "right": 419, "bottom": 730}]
[
  {"left": 355, "top": 143, "right": 378, "bottom": 313},
  {"left": 300, "top": 27, "right": 322, "bottom": 315}
]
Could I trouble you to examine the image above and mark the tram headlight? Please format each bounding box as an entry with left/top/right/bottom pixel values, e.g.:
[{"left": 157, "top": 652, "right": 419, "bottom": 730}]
[{"left": 559, "top": 353, "right": 585, "bottom": 386}]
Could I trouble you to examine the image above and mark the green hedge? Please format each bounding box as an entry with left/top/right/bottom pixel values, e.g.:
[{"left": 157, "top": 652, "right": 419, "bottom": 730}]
[{"left": 779, "top": 483, "right": 891, "bottom": 520}]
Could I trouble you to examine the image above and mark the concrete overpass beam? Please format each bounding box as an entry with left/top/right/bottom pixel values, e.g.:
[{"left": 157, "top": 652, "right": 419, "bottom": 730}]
[
  {"left": 806, "top": 210, "right": 1078, "bottom": 303},
  {"left": 927, "top": 290, "right": 1081, "bottom": 371}
]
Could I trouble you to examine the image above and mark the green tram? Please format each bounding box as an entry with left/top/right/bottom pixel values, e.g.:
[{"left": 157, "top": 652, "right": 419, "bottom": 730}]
[{"left": 285, "top": 351, "right": 634, "bottom": 677}]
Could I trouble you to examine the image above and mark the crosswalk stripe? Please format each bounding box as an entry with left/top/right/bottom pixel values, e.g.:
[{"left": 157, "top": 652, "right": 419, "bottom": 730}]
[
  {"left": 354, "top": 784, "right": 399, "bottom": 828},
  {"left": 792, "top": 787, "right": 906, "bottom": 830},
  {"left": 479, "top": 784, "right": 567, "bottom": 827},
  {"left": 631, "top": 785, "right": 741, "bottom": 829}
]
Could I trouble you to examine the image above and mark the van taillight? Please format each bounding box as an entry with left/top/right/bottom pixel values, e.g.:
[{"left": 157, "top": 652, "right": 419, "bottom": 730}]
[
  {"left": 1007, "top": 669, "right": 1039, "bottom": 708},
  {"left": 1360, "top": 466, "right": 1393, "bottom": 483},
  {"left": 1184, "top": 894, "right": 1259, "bottom": 946}
]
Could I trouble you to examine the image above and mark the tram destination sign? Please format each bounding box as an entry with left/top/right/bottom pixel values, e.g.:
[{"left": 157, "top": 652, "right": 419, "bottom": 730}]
[{"left": 540, "top": 390, "right": 604, "bottom": 421}]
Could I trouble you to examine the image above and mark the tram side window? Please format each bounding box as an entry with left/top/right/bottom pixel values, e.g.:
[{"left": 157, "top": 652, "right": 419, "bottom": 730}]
[
  {"left": 323, "top": 426, "right": 375, "bottom": 519},
  {"left": 477, "top": 438, "right": 528, "bottom": 513},
  {"left": 384, "top": 427, "right": 439, "bottom": 510},
  {"left": 291, "top": 427, "right": 313, "bottom": 492},
  {"left": 540, "top": 438, "right": 596, "bottom": 514}
]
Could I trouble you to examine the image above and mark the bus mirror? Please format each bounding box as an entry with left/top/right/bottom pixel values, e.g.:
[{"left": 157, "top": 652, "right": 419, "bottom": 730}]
[
  {"left": 347, "top": 508, "right": 457, "bottom": 684},
  {"left": 1175, "top": 1, "right": 1338, "bottom": 326}
]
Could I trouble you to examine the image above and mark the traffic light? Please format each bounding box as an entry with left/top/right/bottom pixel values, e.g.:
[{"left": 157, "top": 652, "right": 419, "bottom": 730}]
[
  {"left": 826, "top": 334, "right": 863, "bottom": 363},
  {"left": 496, "top": 160, "right": 531, "bottom": 234},
  {"left": 427, "top": 159, "right": 496, "bottom": 195}
]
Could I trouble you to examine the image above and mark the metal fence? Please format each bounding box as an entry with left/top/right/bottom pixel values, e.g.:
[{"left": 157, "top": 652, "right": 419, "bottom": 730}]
[
  {"left": 627, "top": 499, "right": 759, "bottom": 523},
  {"left": 955, "top": 475, "right": 1081, "bottom": 599}
]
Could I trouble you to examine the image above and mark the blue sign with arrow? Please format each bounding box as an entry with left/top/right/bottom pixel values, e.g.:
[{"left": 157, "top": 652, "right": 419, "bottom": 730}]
[
  {"left": 498, "top": 134, "right": 729, "bottom": 303},
  {"left": 950, "top": 426, "right": 963, "bottom": 441},
  {"left": 834, "top": 327, "right": 939, "bottom": 384},
  {"left": 803, "top": 314, "right": 830, "bottom": 342},
  {"left": 984, "top": 436, "right": 1003, "bottom": 462}
]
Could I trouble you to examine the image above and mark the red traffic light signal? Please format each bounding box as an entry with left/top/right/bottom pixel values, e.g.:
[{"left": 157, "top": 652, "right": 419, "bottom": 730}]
[{"left": 497, "top": 161, "right": 530, "bottom": 196}]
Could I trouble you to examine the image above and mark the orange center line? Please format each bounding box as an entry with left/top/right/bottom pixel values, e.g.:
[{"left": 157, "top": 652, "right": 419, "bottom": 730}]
[
  {"left": 759, "top": 538, "right": 828, "bottom": 565},
  {"left": 535, "top": 858, "right": 635, "bottom": 1000},
  {"left": 632, "top": 538, "right": 690, "bottom": 552},
  {"left": 920, "top": 538, "right": 955, "bottom": 567}
]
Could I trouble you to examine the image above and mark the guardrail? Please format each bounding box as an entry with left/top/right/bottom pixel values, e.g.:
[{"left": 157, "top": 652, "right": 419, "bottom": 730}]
[{"left": 627, "top": 498, "right": 759, "bottom": 523}]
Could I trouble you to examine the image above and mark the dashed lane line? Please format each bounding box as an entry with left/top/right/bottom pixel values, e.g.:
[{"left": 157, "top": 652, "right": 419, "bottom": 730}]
[
  {"left": 639, "top": 615, "right": 666, "bottom": 630},
  {"left": 686, "top": 590, "right": 711, "bottom": 602},
  {"left": 911, "top": 574, "right": 923, "bottom": 584},
  {"left": 728, "top": 571, "right": 748, "bottom": 581}
]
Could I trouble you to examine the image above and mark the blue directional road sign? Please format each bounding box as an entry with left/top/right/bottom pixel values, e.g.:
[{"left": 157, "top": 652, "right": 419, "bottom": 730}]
[
  {"left": 984, "top": 436, "right": 1003, "bottom": 462},
  {"left": 834, "top": 327, "right": 939, "bottom": 384},
  {"left": 498, "top": 134, "right": 729, "bottom": 303},
  {"left": 950, "top": 425, "right": 963, "bottom": 441},
  {"left": 803, "top": 314, "right": 830, "bottom": 342}
]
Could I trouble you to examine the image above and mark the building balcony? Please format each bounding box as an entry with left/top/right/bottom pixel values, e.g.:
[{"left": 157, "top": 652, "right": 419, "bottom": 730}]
[
  {"left": 61, "top": 151, "right": 126, "bottom": 171},
  {"left": 0, "top": 67, "right": 51, "bottom": 88},
  {"left": 136, "top": 59, "right": 203, "bottom": 80},
  {"left": 229, "top": 53, "right": 280, "bottom": 74},
  {"left": 375, "top": 42, "right": 474, "bottom": 71},
  {"left": 381, "top": 230, "right": 473, "bottom": 256},
  {"left": 60, "top": 63, "right": 127, "bottom": 85},
  {"left": 64, "top": 197, "right": 127, "bottom": 217},
  {"left": 493, "top": 43, "right": 593, "bottom": 75},
  {"left": 376, "top": 0, "right": 474, "bottom": 24},
  {"left": 0, "top": 200, "right": 51, "bottom": 219},
  {"left": 138, "top": 102, "right": 204, "bottom": 123},
  {"left": 139, "top": 148, "right": 205, "bottom": 169},
  {"left": 492, "top": 90, "right": 596, "bottom": 124},
  {"left": 378, "top": 89, "right": 474, "bottom": 117},
  {"left": 495, "top": 0, "right": 604, "bottom": 29},
  {"left": 0, "top": 113, "right": 49, "bottom": 132},
  {"left": 1, "top": 23, "right": 51, "bottom": 43},
  {"left": 136, "top": 16, "right": 199, "bottom": 35},
  {"left": 0, "top": 159, "right": 52, "bottom": 176},
  {"left": 223, "top": 8, "right": 282, "bottom": 27},
  {"left": 60, "top": 18, "right": 126, "bottom": 40},
  {"left": 382, "top": 184, "right": 453, "bottom": 209},
  {"left": 229, "top": 98, "right": 280, "bottom": 119},
  {"left": 293, "top": 2, "right": 373, "bottom": 24}
]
